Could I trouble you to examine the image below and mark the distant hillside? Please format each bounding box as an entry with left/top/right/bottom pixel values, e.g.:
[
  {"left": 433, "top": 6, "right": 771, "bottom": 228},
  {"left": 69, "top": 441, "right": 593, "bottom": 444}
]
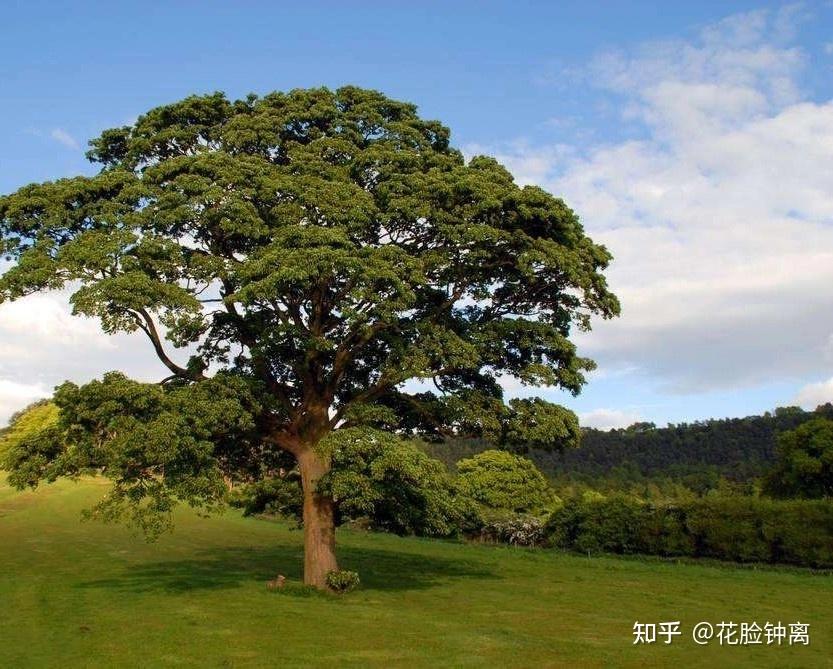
[
  {"left": 423, "top": 403, "right": 833, "bottom": 487},
  {"left": 0, "top": 400, "right": 59, "bottom": 459}
]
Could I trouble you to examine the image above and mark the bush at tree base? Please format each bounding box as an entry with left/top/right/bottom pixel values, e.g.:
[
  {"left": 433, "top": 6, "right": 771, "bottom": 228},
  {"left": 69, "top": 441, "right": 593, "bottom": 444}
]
[{"left": 326, "top": 570, "right": 360, "bottom": 593}]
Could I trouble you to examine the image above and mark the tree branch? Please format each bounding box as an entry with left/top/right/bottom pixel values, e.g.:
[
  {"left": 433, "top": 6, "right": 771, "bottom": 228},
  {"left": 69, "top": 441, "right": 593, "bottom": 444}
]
[{"left": 131, "top": 308, "right": 205, "bottom": 382}]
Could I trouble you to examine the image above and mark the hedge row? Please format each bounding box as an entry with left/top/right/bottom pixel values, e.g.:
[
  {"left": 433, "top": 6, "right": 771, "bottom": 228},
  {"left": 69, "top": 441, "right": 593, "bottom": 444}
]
[{"left": 545, "top": 495, "right": 833, "bottom": 569}]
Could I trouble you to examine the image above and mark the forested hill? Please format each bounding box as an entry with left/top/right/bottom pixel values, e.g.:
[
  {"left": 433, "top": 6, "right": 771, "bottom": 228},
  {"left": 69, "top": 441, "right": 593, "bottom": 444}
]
[{"left": 423, "top": 403, "right": 833, "bottom": 486}]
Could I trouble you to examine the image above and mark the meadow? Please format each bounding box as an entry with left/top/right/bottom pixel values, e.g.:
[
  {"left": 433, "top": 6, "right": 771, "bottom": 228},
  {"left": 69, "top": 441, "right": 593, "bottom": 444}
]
[{"left": 1, "top": 476, "right": 831, "bottom": 668}]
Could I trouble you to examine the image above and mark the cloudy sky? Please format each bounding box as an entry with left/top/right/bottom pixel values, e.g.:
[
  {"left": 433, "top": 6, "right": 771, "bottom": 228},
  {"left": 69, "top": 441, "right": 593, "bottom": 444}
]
[{"left": 1, "top": 1, "right": 832, "bottom": 428}]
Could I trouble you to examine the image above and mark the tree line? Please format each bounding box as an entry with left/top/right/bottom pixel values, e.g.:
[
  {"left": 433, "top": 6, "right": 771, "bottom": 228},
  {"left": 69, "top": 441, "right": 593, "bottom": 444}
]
[{"left": 424, "top": 403, "right": 833, "bottom": 490}]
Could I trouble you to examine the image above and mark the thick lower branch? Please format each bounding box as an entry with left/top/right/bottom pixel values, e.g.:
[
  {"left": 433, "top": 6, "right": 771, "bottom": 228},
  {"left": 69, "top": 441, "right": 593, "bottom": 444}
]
[{"left": 129, "top": 308, "right": 203, "bottom": 381}]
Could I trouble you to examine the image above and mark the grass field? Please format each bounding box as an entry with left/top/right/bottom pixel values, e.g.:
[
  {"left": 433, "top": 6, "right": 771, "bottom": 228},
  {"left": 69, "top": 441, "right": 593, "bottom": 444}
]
[{"left": 0, "top": 476, "right": 831, "bottom": 668}]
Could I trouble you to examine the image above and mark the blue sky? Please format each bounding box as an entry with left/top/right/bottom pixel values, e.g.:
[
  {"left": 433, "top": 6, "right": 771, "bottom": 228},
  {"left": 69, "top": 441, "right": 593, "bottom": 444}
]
[{"left": 2, "top": 1, "right": 833, "bottom": 428}]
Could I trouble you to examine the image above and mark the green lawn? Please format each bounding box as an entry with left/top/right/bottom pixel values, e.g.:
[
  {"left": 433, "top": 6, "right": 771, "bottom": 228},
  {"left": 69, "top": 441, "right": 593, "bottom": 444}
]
[{"left": 0, "top": 477, "right": 831, "bottom": 668}]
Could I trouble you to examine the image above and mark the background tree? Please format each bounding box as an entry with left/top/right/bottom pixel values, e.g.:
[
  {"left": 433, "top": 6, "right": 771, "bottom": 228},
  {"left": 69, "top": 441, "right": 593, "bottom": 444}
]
[
  {"left": 456, "top": 450, "right": 555, "bottom": 514},
  {"left": 0, "top": 87, "right": 619, "bottom": 588},
  {"left": 0, "top": 399, "right": 58, "bottom": 460},
  {"left": 763, "top": 418, "right": 833, "bottom": 499}
]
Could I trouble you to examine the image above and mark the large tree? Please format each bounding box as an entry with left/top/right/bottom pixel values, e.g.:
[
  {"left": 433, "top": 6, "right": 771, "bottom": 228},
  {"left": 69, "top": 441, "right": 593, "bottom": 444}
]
[{"left": 0, "top": 87, "right": 619, "bottom": 588}]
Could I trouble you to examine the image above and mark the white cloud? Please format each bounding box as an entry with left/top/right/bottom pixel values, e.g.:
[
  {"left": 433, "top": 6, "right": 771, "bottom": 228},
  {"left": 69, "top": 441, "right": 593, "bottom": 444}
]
[
  {"left": 793, "top": 377, "right": 833, "bottom": 409},
  {"left": 49, "top": 128, "right": 80, "bottom": 150},
  {"left": 0, "top": 293, "right": 112, "bottom": 345},
  {"left": 0, "top": 379, "right": 50, "bottom": 425},
  {"left": 0, "top": 290, "right": 177, "bottom": 424},
  {"left": 578, "top": 408, "right": 642, "bottom": 430},
  {"left": 475, "top": 7, "right": 833, "bottom": 394}
]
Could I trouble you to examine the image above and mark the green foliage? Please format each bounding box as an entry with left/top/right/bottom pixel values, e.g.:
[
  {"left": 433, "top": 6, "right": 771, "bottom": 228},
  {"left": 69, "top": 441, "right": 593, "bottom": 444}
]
[
  {"left": 0, "top": 400, "right": 59, "bottom": 459},
  {"left": 760, "top": 499, "right": 833, "bottom": 566},
  {"left": 545, "top": 494, "right": 648, "bottom": 555},
  {"left": 546, "top": 494, "right": 833, "bottom": 568},
  {"left": 456, "top": 449, "right": 556, "bottom": 514},
  {"left": 325, "top": 569, "right": 360, "bottom": 593},
  {"left": 3, "top": 424, "right": 67, "bottom": 489},
  {"left": 433, "top": 403, "right": 833, "bottom": 492},
  {"left": 636, "top": 504, "right": 694, "bottom": 556},
  {"left": 685, "top": 497, "right": 772, "bottom": 562},
  {"left": 321, "top": 428, "right": 466, "bottom": 537},
  {"left": 232, "top": 428, "right": 470, "bottom": 537},
  {"left": 0, "top": 86, "right": 617, "bottom": 444},
  {"left": 4, "top": 372, "right": 266, "bottom": 537},
  {"left": 501, "top": 398, "right": 580, "bottom": 452},
  {"left": 228, "top": 475, "right": 302, "bottom": 519},
  {"left": 763, "top": 417, "right": 833, "bottom": 499}
]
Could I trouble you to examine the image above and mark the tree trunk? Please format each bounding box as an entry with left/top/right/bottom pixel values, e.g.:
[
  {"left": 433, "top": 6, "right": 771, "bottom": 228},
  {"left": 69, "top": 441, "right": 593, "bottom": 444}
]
[{"left": 297, "top": 448, "right": 339, "bottom": 589}]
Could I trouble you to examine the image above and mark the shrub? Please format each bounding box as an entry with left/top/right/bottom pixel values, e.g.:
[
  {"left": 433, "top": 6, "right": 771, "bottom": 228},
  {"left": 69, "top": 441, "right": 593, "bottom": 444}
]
[
  {"left": 545, "top": 493, "right": 833, "bottom": 568},
  {"left": 637, "top": 504, "right": 693, "bottom": 556},
  {"left": 685, "top": 496, "right": 771, "bottom": 562},
  {"left": 326, "top": 569, "right": 360, "bottom": 593},
  {"left": 478, "top": 510, "right": 545, "bottom": 546},
  {"left": 761, "top": 499, "right": 833, "bottom": 568},
  {"left": 2, "top": 400, "right": 67, "bottom": 488},
  {"left": 545, "top": 494, "right": 647, "bottom": 554}
]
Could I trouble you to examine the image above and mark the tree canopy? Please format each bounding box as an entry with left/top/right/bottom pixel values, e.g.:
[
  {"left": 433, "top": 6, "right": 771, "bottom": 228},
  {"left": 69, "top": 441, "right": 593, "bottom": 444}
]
[
  {"left": 0, "top": 87, "right": 619, "bottom": 587},
  {"left": 763, "top": 418, "right": 833, "bottom": 499},
  {"left": 457, "top": 449, "right": 555, "bottom": 513}
]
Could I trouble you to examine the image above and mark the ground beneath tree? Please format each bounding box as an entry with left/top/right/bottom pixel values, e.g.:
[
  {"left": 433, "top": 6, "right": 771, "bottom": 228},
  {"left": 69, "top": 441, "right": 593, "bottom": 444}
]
[{"left": 0, "top": 477, "right": 830, "bottom": 668}]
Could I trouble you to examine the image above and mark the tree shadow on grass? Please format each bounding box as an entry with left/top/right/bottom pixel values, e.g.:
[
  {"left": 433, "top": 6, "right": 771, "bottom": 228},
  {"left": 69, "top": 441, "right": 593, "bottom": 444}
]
[{"left": 77, "top": 542, "right": 498, "bottom": 595}]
